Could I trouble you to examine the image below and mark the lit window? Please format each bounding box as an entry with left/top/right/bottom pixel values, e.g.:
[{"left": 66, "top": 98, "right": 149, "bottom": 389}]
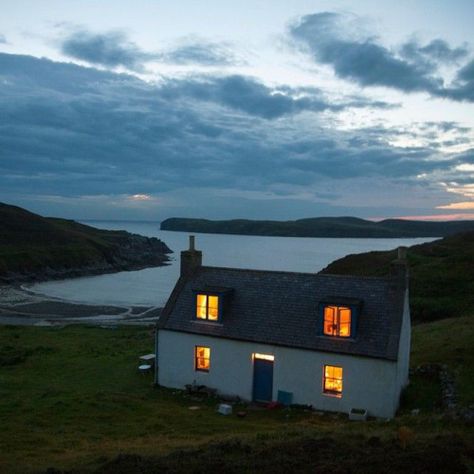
[
  {"left": 196, "top": 294, "right": 219, "bottom": 321},
  {"left": 195, "top": 346, "right": 210, "bottom": 372},
  {"left": 323, "top": 306, "right": 351, "bottom": 337},
  {"left": 323, "top": 365, "right": 343, "bottom": 396}
]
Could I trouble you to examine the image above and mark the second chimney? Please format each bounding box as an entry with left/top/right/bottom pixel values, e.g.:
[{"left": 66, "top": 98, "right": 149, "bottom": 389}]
[{"left": 390, "top": 246, "right": 409, "bottom": 288}]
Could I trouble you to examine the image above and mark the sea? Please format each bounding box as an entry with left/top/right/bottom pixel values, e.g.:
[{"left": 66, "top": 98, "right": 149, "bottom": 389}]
[{"left": 30, "top": 221, "right": 436, "bottom": 307}]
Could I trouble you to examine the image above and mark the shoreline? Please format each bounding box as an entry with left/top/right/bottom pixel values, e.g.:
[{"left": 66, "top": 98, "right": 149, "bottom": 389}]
[
  {"left": 0, "top": 259, "right": 172, "bottom": 286},
  {"left": 0, "top": 284, "right": 162, "bottom": 327}
]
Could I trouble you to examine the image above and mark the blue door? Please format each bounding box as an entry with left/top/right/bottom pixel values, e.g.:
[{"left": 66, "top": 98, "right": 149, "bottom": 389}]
[{"left": 253, "top": 358, "right": 274, "bottom": 402}]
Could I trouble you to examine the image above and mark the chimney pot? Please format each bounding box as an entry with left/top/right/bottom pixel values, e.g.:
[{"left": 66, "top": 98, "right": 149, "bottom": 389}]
[{"left": 180, "top": 235, "right": 202, "bottom": 277}]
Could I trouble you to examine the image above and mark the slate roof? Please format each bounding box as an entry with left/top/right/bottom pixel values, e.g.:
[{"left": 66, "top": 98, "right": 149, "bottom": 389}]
[{"left": 159, "top": 266, "right": 406, "bottom": 361}]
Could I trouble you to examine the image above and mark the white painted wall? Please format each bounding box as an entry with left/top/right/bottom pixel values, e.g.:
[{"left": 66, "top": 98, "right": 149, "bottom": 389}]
[{"left": 157, "top": 329, "right": 402, "bottom": 418}]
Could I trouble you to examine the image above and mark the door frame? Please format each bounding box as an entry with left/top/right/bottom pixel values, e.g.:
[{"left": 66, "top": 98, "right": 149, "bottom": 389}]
[{"left": 252, "top": 353, "right": 274, "bottom": 402}]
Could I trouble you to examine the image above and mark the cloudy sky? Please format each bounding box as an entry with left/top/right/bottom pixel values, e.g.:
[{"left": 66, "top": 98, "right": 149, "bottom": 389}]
[{"left": 1, "top": 0, "right": 473, "bottom": 221}]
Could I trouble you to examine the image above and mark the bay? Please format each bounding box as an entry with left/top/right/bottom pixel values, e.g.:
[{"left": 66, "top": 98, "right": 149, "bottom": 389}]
[{"left": 30, "top": 221, "right": 436, "bottom": 307}]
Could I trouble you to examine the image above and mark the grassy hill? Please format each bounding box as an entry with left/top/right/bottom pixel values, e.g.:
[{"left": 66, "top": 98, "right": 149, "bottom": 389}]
[
  {"left": 320, "top": 231, "right": 474, "bottom": 322},
  {"left": 0, "top": 202, "right": 171, "bottom": 283},
  {"left": 0, "top": 316, "right": 472, "bottom": 473},
  {"left": 160, "top": 216, "right": 474, "bottom": 238}
]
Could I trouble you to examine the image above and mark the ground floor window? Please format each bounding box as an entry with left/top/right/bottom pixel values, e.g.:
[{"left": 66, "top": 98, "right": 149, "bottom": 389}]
[
  {"left": 323, "top": 365, "right": 343, "bottom": 397},
  {"left": 195, "top": 346, "right": 210, "bottom": 372}
]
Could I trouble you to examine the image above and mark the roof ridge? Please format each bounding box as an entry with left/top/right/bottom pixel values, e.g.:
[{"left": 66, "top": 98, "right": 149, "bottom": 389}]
[{"left": 200, "top": 265, "right": 391, "bottom": 281}]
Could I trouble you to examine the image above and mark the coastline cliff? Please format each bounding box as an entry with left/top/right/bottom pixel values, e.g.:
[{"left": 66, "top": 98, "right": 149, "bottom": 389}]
[{"left": 0, "top": 203, "right": 172, "bottom": 284}]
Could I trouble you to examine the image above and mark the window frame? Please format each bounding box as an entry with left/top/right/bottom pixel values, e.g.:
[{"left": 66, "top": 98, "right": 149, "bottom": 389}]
[
  {"left": 195, "top": 345, "right": 210, "bottom": 372},
  {"left": 318, "top": 300, "right": 361, "bottom": 339},
  {"left": 323, "top": 305, "right": 352, "bottom": 338},
  {"left": 322, "top": 364, "right": 343, "bottom": 397},
  {"left": 195, "top": 293, "right": 220, "bottom": 322}
]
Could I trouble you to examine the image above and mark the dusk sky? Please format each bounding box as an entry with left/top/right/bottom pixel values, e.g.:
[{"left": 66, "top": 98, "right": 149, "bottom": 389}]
[{"left": 1, "top": 0, "right": 473, "bottom": 221}]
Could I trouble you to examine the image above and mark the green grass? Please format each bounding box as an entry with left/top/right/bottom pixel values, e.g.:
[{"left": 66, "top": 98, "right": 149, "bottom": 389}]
[
  {"left": 0, "top": 319, "right": 472, "bottom": 473},
  {"left": 321, "top": 231, "right": 474, "bottom": 322},
  {"left": 0, "top": 326, "right": 317, "bottom": 472},
  {"left": 411, "top": 314, "right": 474, "bottom": 405}
]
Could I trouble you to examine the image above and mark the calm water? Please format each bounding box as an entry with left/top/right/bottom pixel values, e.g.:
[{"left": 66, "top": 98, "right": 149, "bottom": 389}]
[{"left": 30, "top": 221, "right": 436, "bottom": 307}]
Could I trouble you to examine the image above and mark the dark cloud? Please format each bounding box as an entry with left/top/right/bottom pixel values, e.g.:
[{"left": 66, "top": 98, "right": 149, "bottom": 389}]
[
  {"left": 400, "top": 39, "right": 469, "bottom": 64},
  {"left": 0, "top": 52, "right": 469, "bottom": 217},
  {"left": 422, "top": 121, "right": 471, "bottom": 134},
  {"left": 443, "top": 59, "right": 474, "bottom": 102},
  {"left": 290, "top": 12, "right": 474, "bottom": 102},
  {"left": 159, "top": 75, "right": 395, "bottom": 119},
  {"left": 60, "top": 28, "right": 241, "bottom": 69},
  {"left": 61, "top": 29, "right": 154, "bottom": 70},
  {"left": 162, "top": 40, "right": 240, "bottom": 66},
  {"left": 290, "top": 13, "right": 443, "bottom": 93}
]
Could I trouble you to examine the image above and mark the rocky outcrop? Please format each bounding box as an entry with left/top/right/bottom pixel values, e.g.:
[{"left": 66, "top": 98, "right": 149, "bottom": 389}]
[
  {"left": 0, "top": 233, "right": 171, "bottom": 284},
  {"left": 0, "top": 202, "right": 173, "bottom": 284}
]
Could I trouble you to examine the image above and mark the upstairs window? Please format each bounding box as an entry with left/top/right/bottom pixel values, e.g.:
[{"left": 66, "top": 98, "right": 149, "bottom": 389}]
[
  {"left": 195, "top": 346, "right": 210, "bottom": 372},
  {"left": 323, "top": 305, "right": 351, "bottom": 337},
  {"left": 323, "top": 365, "right": 343, "bottom": 397},
  {"left": 196, "top": 294, "right": 219, "bottom": 321}
]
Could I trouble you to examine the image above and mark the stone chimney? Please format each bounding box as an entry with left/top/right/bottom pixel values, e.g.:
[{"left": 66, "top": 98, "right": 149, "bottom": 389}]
[
  {"left": 180, "top": 235, "right": 202, "bottom": 277},
  {"left": 390, "top": 246, "right": 409, "bottom": 288}
]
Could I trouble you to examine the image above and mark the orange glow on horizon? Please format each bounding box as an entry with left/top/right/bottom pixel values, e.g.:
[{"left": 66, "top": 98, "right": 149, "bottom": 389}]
[
  {"left": 436, "top": 202, "right": 474, "bottom": 210},
  {"left": 393, "top": 213, "right": 474, "bottom": 221}
]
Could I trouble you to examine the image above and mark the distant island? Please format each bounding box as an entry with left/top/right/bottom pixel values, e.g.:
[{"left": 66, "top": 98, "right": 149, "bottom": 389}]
[
  {"left": 0, "top": 203, "right": 172, "bottom": 284},
  {"left": 160, "top": 216, "right": 474, "bottom": 238}
]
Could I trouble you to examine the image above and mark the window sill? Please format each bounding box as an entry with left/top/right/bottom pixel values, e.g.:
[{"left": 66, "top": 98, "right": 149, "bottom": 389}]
[
  {"left": 191, "top": 320, "right": 223, "bottom": 326},
  {"left": 323, "top": 391, "right": 342, "bottom": 399},
  {"left": 318, "top": 334, "right": 355, "bottom": 341}
]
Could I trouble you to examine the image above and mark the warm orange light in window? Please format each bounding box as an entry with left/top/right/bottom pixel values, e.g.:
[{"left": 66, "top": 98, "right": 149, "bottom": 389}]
[
  {"left": 196, "top": 294, "right": 219, "bottom": 321},
  {"left": 196, "top": 294, "right": 208, "bottom": 319},
  {"left": 324, "top": 365, "right": 343, "bottom": 396},
  {"left": 323, "top": 306, "right": 351, "bottom": 337},
  {"left": 208, "top": 295, "right": 219, "bottom": 321},
  {"left": 195, "top": 346, "right": 210, "bottom": 371}
]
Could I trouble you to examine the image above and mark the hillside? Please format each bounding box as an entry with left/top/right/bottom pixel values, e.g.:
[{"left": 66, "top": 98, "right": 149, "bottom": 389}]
[
  {"left": 0, "top": 202, "right": 172, "bottom": 283},
  {"left": 320, "top": 231, "right": 474, "bottom": 322},
  {"left": 160, "top": 216, "right": 474, "bottom": 238}
]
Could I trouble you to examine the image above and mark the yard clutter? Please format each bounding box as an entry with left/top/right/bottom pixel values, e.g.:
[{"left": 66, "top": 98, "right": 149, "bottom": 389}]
[
  {"left": 217, "top": 404, "right": 233, "bottom": 415},
  {"left": 138, "top": 364, "right": 151, "bottom": 374},
  {"left": 138, "top": 353, "right": 155, "bottom": 374}
]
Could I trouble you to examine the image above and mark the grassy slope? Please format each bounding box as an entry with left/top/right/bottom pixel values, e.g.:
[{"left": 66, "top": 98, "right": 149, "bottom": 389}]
[
  {"left": 0, "top": 318, "right": 472, "bottom": 473},
  {"left": 0, "top": 202, "right": 169, "bottom": 278},
  {"left": 320, "top": 231, "right": 474, "bottom": 322}
]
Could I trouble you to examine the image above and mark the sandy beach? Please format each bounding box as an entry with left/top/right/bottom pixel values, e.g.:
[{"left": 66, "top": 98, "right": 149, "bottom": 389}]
[{"left": 0, "top": 285, "right": 161, "bottom": 326}]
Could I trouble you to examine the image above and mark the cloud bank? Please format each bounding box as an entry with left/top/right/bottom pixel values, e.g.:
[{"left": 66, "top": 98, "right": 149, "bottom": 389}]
[
  {"left": 1, "top": 52, "right": 472, "bottom": 219},
  {"left": 290, "top": 12, "right": 474, "bottom": 102}
]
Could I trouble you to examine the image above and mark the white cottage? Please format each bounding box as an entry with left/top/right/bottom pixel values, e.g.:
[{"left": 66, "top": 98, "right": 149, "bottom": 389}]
[{"left": 155, "top": 236, "right": 410, "bottom": 419}]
